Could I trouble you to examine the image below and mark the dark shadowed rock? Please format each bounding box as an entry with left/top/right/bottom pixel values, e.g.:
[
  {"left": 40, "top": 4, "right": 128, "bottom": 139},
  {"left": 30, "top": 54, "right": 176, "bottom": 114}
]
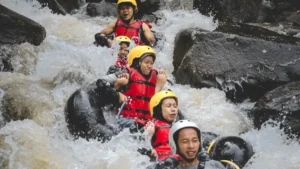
[
  {"left": 250, "top": 81, "right": 300, "bottom": 139},
  {"left": 173, "top": 26, "right": 300, "bottom": 103},
  {"left": 286, "top": 12, "right": 300, "bottom": 26},
  {"left": 137, "top": 0, "right": 160, "bottom": 16},
  {"left": 193, "top": 0, "right": 262, "bottom": 22},
  {"left": 193, "top": 0, "right": 300, "bottom": 24},
  {"left": 215, "top": 22, "right": 300, "bottom": 44},
  {"left": 0, "top": 4, "right": 46, "bottom": 46},
  {"left": 86, "top": 0, "right": 160, "bottom": 19},
  {"left": 86, "top": 1, "right": 117, "bottom": 17},
  {"left": 37, "top": 0, "right": 81, "bottom": 14}
]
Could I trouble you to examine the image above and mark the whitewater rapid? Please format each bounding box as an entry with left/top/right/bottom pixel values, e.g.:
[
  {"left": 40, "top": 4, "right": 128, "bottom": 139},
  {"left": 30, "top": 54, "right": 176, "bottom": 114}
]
[{"left": 0, "top": 0, "right": 299, "bottom": 168}]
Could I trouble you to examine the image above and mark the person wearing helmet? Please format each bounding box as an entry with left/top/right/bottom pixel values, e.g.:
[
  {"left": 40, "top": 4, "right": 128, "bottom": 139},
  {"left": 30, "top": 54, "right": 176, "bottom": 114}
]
[
  {"left": 95, "top": 0, "right": 156, "bottom": 47},
  {"left": 168, "top": 120, "right": 226, "bottom": 169},
  {"left": 143, "top": 90, "right": 180, "bottom": 161},
  {"left": 106, "top": 36, "right": 131, "bottom": 75},
  {"left": 97, "top": 45, "right": 167, "bottom": 128}
]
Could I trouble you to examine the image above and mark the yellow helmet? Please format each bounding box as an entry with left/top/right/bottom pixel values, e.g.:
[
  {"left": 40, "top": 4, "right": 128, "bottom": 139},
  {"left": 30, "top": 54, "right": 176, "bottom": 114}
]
[
  {"left": 117, "top": 0, "right": 138, "bottom": 11},
  {"left": 115, "top": 36, "right": 131, "bottom": 44},
  {"left": 149, "top": 90, "right": 178, "bottom": 116},
  {"left": 128, "top": 45, "right": 156, "bottom": 66}
]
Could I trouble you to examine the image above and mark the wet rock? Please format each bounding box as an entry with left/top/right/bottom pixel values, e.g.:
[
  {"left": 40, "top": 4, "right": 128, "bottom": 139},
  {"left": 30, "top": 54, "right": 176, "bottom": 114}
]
[
  {"left": 37, "top": 0, "right": 80, "bottom": 14},
  {"left": 286, "top": 28, "right": 300, "bottom": 36},
  {"left": 193, "top": 0, "right": 262, "bottom": 22},
  {"left": 250, "top": 81, "right": 300, "bottom": 139},
  {"left": 173, "top": 26, "right": 300, "bottom": 103},
  {"left": 0, "top": 73, "right": 55, "bottom": 127},
  {"left": 286, "top": 12, "right": 300, "bottom": 26},
  {"left": 87, "top": 0, "right": 160, "bottom": 18},
  {"left": 137, "top": 0, "right": 160, "bottom": 17},
  {"left": 86, "top": 1, "right": 117, "bottom": 17},
  {"left": 0, "top": 5, "right": 46, "bottom": 46},
  {"left": 160, "top": 0, "right": 194, "bottom": 11},
  {"left": 193, "top": 0, "right": 300, "bottom": 24},
  {"left": 215, "top": 22, "right": 300, "bottom": 44}
]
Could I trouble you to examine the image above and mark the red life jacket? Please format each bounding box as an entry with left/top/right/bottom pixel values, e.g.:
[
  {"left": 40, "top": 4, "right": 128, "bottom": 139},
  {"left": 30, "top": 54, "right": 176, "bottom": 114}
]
[
  {"left": 114, "top": 19, "right": 151, "bottom": 45},
  {"left": 152, "top": 119, "right": 179, "bottom": 161},
  {"left": 115, "top": 56, "right": 128, "bottom": 68},
  {"left": 119, "top": 67, "right": 157, "bottom": 121}
]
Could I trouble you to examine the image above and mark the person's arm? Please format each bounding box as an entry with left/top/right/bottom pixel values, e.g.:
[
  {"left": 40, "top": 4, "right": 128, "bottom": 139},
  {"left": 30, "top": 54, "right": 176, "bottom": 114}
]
[
  {"left": 114, "top": 73, "right": 129, "bottom": 90},
  {"left": 142, "top": 23, "right": 156, "bottom": 46},
  {"left": 98, "top": 68, "right": 129, "bottom": 84},
  {"left": 144, "top": 121, "right": 155, "bottom": 138},
  {"left": 100, "top": 20, "right": 117, "bottom": 35},
  {"left": 155, "top": 69, "right": 167, "bottom": 93},
  {"left": 98, "top": 73, "right": 118, "bottom": 84}
]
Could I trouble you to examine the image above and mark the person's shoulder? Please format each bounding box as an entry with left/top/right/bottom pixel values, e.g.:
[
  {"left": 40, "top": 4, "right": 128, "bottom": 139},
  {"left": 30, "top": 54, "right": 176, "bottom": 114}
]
[
  {"left": 142, "top": 22, "right": 151, "bottom": 27},
  {"left": 108, "top": 19, "right": 118, "bottom": 26}
]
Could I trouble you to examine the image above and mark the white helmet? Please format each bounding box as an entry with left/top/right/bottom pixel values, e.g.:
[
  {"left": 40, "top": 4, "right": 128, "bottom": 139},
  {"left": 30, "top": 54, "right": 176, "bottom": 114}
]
[{"left": 169, "top": 120, "right": 201, "bottom": 154}]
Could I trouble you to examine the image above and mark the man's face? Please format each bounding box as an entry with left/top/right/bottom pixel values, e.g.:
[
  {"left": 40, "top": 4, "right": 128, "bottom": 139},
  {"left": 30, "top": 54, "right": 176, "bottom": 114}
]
[
  {"left": 118, "top": 42, "right": 129, "bottom": 57},
  {"left": 177, "top": 128, "right": 200, "bottom": 163},
  {"left": 118, "top": 3, "right": 134, "bottom": 21}
]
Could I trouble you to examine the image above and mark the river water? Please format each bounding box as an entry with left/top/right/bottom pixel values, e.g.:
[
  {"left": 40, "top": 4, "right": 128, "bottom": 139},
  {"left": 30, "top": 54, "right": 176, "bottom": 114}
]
[{"left": 0, "top": 0, "right": 299, "bottom": 168}]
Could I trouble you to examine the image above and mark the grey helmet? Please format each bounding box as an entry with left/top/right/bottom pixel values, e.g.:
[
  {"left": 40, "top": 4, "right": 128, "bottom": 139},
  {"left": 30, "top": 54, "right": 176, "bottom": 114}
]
[{"left": 169, "top": 120, "right": 201, "bottom": 154}]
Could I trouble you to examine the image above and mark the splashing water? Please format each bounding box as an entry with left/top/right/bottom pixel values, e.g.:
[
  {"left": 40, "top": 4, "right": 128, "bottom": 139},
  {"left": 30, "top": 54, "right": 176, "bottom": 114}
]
[{"left": 0, "top": 0, "right": 299, "bottom": 169}]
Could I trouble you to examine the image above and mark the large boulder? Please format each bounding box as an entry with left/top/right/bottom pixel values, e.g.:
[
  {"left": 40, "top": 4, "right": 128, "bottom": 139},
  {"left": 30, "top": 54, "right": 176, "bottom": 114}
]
[
  {"left": 0, "top": 5, "right": 46, "bottom": 46},
  {"left": 250, "top": 81, "right": 300, "bottom": 139},
  {"left": 173, "top": 24, "right": 300, "bottom": 103},
  {"left": 193, "top": 0, "right": 300, "bottom": 24},
  {"left": 215, "top": 22, "right": 300, "bottom": 44},
  {"left": 193, "top": 0, "right": 262, "bottom": 22}
]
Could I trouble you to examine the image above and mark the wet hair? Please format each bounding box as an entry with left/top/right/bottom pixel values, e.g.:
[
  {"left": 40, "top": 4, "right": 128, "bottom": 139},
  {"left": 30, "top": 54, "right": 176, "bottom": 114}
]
[
  {"left": 173, "top": 130, "right": 180, "bottom": 154},
  {"left": 153, "top": 97, "right": 177, "bottom": 122},
  {"left": 130, "top": 58, "right": 140, "bottom": 69},
  {"left": 153, "top": 102, "right": 164, "bottom": 121},
  {"left": 130, "top": 54, "right": 155, "bottom": 69}
]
